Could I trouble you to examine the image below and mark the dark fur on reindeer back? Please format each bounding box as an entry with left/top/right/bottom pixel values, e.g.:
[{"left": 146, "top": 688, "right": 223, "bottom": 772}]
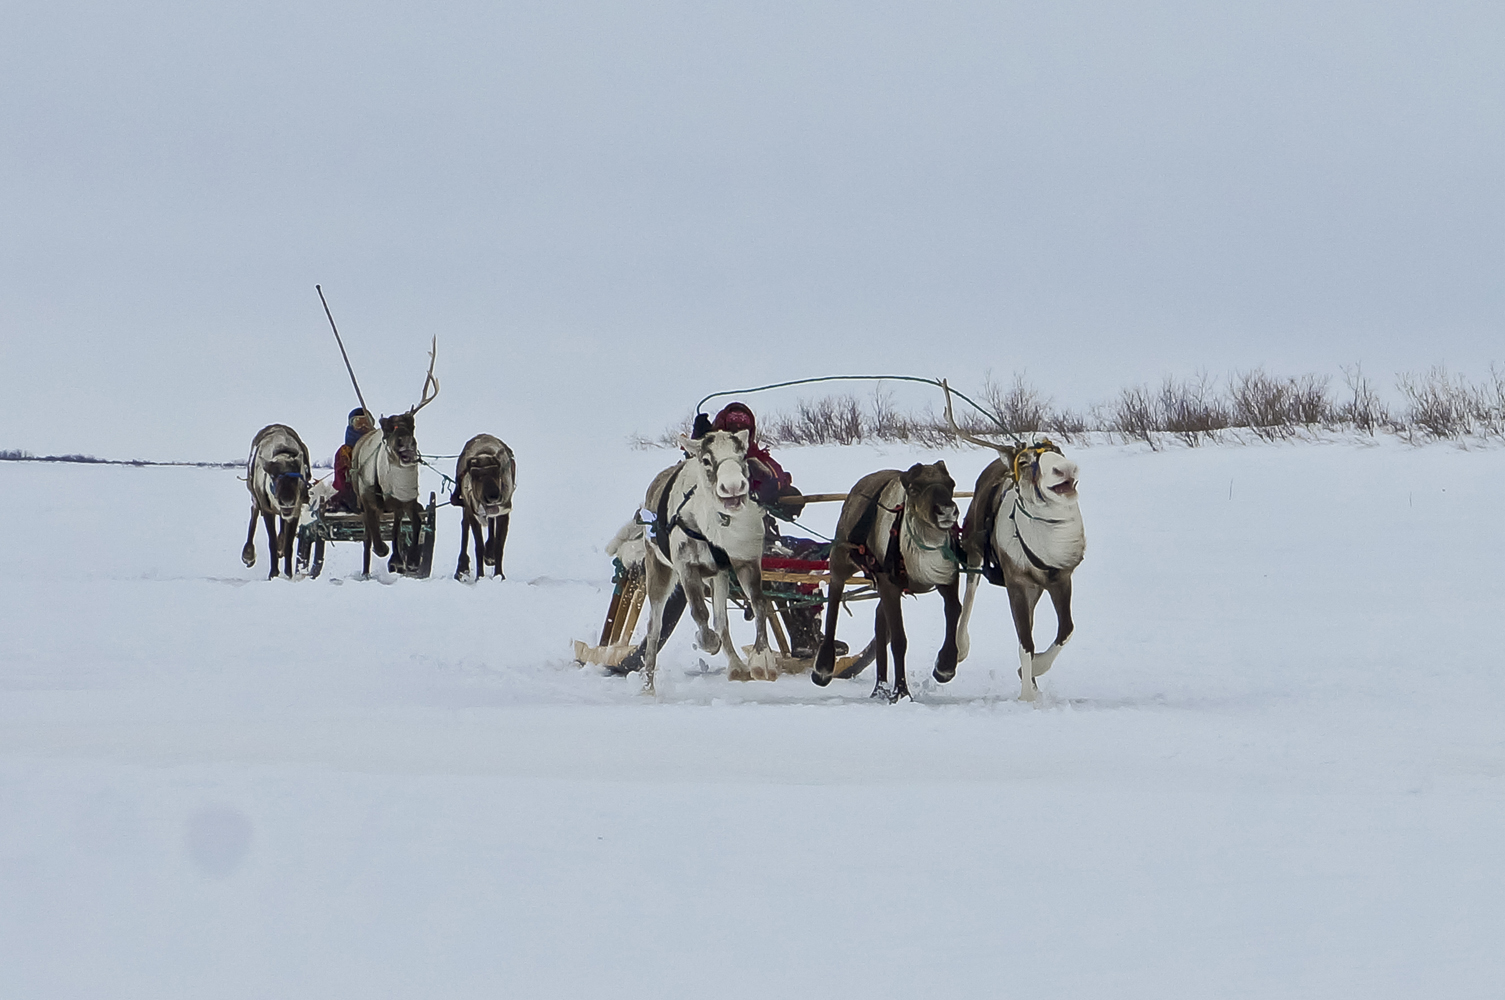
[
  {"left": 829, "top": 469, "right": 903, "bottom": 582},
  {"left": 960, "top": 457, "right": 1010, "bottom": 586}
]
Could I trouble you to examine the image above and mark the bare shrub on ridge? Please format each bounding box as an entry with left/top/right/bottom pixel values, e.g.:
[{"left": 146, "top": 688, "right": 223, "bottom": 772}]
[
  {"left": 1398, "top": 367, "right": 1473, "bottom": 439},
  {"left": 1158, "top": 372, "right": 1228, "bottom": 446}
]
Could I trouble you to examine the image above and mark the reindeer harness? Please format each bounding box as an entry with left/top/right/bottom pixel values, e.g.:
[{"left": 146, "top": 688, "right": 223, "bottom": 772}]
[
  {"left": 844, "top": 492, "right": 962, "bottom": 596},
  {"left": 975, "top": 440, "right": 1069, "bottom": 584},
  {"left": 648, "top": 468, "right": 733, "bottom": 572}
]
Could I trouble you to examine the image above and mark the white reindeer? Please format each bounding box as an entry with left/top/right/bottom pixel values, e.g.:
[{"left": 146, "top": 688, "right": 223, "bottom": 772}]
[
  {"left": 242, "top": 424, "right": 311, "bottom": 579},
  {"left": 349, "top": 338, "right": 439, "bottom": 577},
  {"left": 638, "top": 429, "right": 779, "bottom": 693},
  {"left": 946, "top": 387, "right": 1086, "bottom": 700}
]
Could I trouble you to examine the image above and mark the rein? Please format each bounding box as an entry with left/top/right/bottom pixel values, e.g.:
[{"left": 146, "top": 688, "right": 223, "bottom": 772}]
[{"left": 903, "top": 507, "right": 965, "bottom": 565}]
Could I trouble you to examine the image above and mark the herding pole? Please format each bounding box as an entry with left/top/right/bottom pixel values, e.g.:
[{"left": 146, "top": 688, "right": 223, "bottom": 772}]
[{"left": 316, "top": 284, "right": 373, "bottom": 424}]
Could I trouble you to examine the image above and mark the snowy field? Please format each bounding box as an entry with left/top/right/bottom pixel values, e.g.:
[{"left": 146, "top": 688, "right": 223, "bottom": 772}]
[{"left": 2, "top": 434, "right": 1503, "bottom": 998}]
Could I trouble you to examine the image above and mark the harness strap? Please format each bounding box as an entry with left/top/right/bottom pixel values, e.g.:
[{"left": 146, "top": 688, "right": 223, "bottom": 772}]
[
  {"left": 652, "top": 471, "right": 678, "bottom": 559},
  {"left": 652, "top": 468, "right": 733, "bottom": 570},
  {"left": 1009, "top": 499, "right": 1061, "bottom": 581},
  {"left": 879, "top": 504, "right": 911, "bottom": 592},
  {"left": 974, "top": 479, "right": 1008, "bottom": 586}
]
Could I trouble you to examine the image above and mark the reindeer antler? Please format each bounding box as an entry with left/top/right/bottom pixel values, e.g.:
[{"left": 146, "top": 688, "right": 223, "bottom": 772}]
[
  {"left": 942, "top": 379, "right": 1013, "bottom": 455},
  {"left": 408, "top": 337, "right": 440, "bottom": 415}
]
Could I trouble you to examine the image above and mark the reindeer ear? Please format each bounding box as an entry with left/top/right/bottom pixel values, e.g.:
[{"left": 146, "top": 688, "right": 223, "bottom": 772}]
[
  {"left": 934, "top": 460, "right": 948, "bottom": 475},
  {"left": 731, "top": 430, "right": 749, "bottom": 452},
  {"left": 380, "top": 416, "right": 395, "bottom": 434},
  {"left": 678, "top": 432, "right": 696, "bottom": 456},
  {"left": 900, "top": 463, "right": 924, "bottom": 490}
]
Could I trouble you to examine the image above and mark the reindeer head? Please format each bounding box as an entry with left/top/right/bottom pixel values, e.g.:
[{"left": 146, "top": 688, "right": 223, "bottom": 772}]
[
  {"left": 940, "top": 380, "right": 1078, "bottom": 506},
  {"left": 379, "top": 413, "right": 420, "bottom": 467},
  {"left": 465, "top": 453, "right": 515, "bottom": 518},
  {"left": 265, "top": 453, "right": 307, "bottom": 517},
  {"left": 680, "top": 429, "right": 751, "bottom": 512},
  {"left": 1008, "top": 439, "right": 1079, "bottom": 503},
  {"left": 899, "top": 460, "right": 959, "bottom": 531}
]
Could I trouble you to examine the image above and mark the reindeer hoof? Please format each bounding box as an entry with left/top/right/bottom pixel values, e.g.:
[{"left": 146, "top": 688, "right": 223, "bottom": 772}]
[
  {"left": 813, "top": 643, "right": 838, "bottom": 681},
  {"left": 696, "top": 631, "right": 722, "bottom": 656},
  {"left": 871, "top": 682, "right": 893, "bottom": 701},
  {"left": 728, "top": 665, "right": 753, "bottom": 682},
  {"left": 372, "top": 540, "right": 390, "bottom": 558},
  {"left": 747, "top": 648, "right": 779, "bottom": 681},
  {"left": 933, "top": 647, "right": 957, "bottom": 680},
  {"left": 241, "top": 545, "right": 256, "bottom": 567}
]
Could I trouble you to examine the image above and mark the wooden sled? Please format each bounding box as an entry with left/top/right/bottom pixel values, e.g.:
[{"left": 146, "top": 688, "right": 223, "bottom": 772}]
[
  {"left": 295, "top": 493, "right": 439, "bottom": 579},
  {"left": 570, "top": 489, "right": 974, "bottom": 679}
]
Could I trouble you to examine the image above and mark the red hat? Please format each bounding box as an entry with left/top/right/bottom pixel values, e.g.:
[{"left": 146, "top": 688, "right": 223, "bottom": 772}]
[{"left": 711, "top": 402, "right": 756, "bottom": 434}]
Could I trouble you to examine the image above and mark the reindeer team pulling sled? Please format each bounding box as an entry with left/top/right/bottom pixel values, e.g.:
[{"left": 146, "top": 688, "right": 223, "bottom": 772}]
[{"left": 575, "top": 377, "right": 1087, "bottom": 702}]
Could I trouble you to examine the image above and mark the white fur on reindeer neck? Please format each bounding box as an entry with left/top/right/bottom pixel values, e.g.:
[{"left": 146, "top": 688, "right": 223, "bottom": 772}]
[
  {"left": 377, "top": 447, "right": 420, "bottom": 503},
  {"left": 671, "top": 431, "right": 763, "bottom": 563},
  {"left": 871, "top": 478, "right": 958, "bottom": 591},
  {"left": 994, "top": 452, "right": 1085, "bottom": 575}
]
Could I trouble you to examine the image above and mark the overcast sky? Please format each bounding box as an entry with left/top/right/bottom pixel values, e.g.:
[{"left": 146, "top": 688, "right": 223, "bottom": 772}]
[{"left": 3, "top": 1, "right": 1502, "bottom": 460}]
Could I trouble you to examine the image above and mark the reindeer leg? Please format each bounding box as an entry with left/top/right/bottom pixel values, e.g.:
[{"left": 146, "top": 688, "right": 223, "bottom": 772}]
[
  {"left": 881, "top": 580, "right": 910, "bottom": 702},
  {"left": 641, "top": 553, "right": 677, "bottom": 694},
  {"left": 362, "top": 495, "right": 389, "bottom": 559},
  {"left": 492, "top": 514, "right": 509, "bottom": 580},
  {"left": 1030, "top": 578, "right": 1075, "bottom": 678},
  {"left": 474, "top": 516, "right": 488, "bottom": 578},
  {"left": 932, "top": 579, "right": 962, "bottom": 683},
  {"left": 872, "top": 603, "right": 891, "bottom": 700},
  {"left": 708, "top": 570, "right": 751, "bottom": 680},
  {"left": 734, "top": 560, "right": 778, "bottom": 681},
  {"left": 242, "top": 504, "right": 259, "bottom": 567},
  {"left": 955, "top": 568, "right": 980, "bottom": 664},
  {"left": 812, "top": 576, "right": 848, "bottom": 686},
  {"left": 1009, "top": 581, "right": 1043, "bottom": 701},
  {"left": 391, "top": 505, "right": 407, "bottom": 573},
  {"left": 455, "top": 511, "right": 473, "bottom": 581},
  {"left": 281, "top": 508, "right": 299, "bottom": 578},
  {"left": 263, "top": 512, "right": 280, "bottom": 579}
]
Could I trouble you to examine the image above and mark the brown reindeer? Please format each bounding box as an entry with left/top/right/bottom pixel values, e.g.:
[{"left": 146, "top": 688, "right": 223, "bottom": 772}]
[
  {"left": 349, "top": 339, "right": 439, "bottom": 577},
  {"left": 242, "top": 424, "right": 311, "bottom": 579},
  {"left": 812, "top": 461, "right": 962, "bottom": 701},
  {"left": 453, "top": 434, "right": 515, "bottom": 581}
]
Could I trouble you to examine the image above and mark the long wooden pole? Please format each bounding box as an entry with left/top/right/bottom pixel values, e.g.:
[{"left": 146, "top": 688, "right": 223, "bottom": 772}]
[
  {"left": 316, "top": 284, "right": 373, "bottom": 423},
  {"left": 796, "top": 491, "right": 973, "bottom": 504}
]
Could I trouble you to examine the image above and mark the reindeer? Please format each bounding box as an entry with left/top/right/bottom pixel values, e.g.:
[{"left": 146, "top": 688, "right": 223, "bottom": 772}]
[
  {"left": 241, "top": 424, "right": 311, "bottom": 579},
  {"left": 453, "top": 434, "right": 515, "bottom": 581},
  {"left": 638, "top": 429, "right": 779, "bottom": 693},
  {"left": 812, "top": 462, "right": 962, "bottom": 701},
  {"left": 349, "top": 338, "right": 439, "bottom": 577},
  {"left": 944, "top": 385, "right": 1086, "bottom": 701}
]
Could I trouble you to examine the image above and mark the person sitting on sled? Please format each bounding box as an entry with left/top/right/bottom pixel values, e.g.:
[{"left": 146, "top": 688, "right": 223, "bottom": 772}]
[
  {"left": 328, "top": 408, "right": 373, "bottom": 512},
  {"left": 613, "top": 401, "right": 827, "bottom": 672},
  {"left": 703, "top": 402, "right": 806, "bottom": 523}
]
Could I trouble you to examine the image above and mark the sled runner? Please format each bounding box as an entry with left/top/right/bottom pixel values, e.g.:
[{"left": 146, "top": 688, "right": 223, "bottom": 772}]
[
  {"left": 295, "top": 492, "right": 440, "bottom": 579},
  {"left": 573, "top": 545, "right": 880, "bottom": 678}
]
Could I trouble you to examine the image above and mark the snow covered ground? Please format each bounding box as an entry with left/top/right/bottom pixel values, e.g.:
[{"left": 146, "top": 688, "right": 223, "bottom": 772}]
[{"left": 2, "top": 434, "right": 1503, "bottom": 998}]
